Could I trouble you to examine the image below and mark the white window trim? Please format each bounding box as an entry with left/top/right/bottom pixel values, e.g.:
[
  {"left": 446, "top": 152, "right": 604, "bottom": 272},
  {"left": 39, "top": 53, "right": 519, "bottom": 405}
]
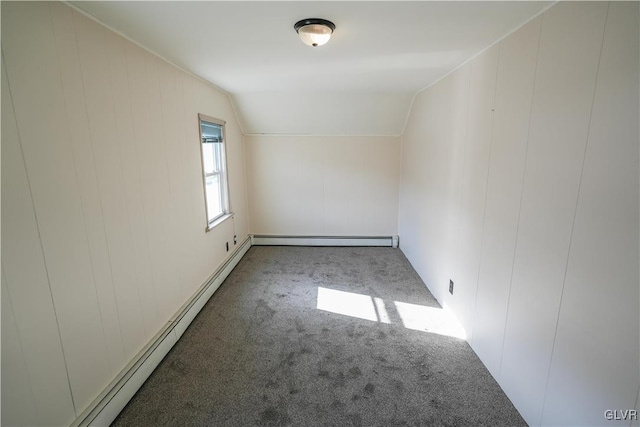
[
  {"left": 198, "top": 114, "right": 232, "bottom": 232},
  {"left": 207, "top": 212, "right": 234, "bottom": 231}
]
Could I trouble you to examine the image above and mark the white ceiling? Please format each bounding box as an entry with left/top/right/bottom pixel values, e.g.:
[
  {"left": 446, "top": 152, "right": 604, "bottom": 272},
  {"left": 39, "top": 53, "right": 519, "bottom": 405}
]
[{"left": 71, "top": 1, "right": 551, "bottom": 136}]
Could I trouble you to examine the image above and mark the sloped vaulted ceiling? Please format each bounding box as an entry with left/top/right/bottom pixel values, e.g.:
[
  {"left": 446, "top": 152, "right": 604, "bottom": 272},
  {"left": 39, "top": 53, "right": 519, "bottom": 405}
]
[{"left": 71, "top": 1, "right": 551, "bottom": 136}]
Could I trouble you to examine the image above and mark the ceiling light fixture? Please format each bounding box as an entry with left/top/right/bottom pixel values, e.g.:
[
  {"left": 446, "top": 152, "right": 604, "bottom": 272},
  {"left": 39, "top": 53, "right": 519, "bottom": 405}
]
[{"left": 294, "top": 18, "right": 335, "bottom": 47}]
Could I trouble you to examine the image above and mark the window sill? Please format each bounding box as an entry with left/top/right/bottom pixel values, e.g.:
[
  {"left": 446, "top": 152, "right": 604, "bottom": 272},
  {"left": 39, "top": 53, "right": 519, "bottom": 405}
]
[{"left": 206, "top": 212, "right": 233, "bottom": 232}]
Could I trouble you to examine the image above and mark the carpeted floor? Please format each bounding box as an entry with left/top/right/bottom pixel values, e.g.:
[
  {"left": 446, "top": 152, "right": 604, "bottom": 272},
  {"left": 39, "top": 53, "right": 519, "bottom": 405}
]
[{"left": 112, "top": 246, "right": 526, "bottom": 426}]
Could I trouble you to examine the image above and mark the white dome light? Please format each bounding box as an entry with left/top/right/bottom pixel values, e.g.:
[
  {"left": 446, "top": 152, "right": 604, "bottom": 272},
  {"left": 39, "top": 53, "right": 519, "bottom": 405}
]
[{"left": 294, "top": 18, "right": 335, "bottom": 47}]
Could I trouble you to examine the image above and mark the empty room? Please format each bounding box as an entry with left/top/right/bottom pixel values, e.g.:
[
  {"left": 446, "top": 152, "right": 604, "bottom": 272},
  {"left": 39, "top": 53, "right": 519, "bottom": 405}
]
[{"left": 2, "top": 1, "right": 638, "bottom": 426}]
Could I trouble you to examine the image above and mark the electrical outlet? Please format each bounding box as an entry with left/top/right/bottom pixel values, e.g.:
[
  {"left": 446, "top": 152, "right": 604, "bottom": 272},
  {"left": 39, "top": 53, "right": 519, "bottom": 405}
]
[
  {"left": 449, "top": 280, "right": 454, "bottom": 295},
  {"left": 226, "top": 242, "right": 229, "bottom": 252},
  {"left": 234, "top": 235, "right": 237, "bottom": 245}
]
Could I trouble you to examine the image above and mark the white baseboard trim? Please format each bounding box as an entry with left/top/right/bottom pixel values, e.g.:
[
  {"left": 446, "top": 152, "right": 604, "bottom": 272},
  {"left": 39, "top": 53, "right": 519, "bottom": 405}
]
[
  {"left": 251, "top": 235, "right": 399, "bottom": 248},
  {"left": 73, "top": 236, "right": 252, "bottom": 427}
]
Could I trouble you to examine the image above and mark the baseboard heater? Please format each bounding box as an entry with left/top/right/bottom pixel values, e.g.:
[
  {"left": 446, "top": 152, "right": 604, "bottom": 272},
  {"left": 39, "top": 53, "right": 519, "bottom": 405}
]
[
  {"left": 72, "top": 236, "right": 252, "bottom": 427},
  {"left": 251, "top": 235, "right": 399, "bottom": 248}
]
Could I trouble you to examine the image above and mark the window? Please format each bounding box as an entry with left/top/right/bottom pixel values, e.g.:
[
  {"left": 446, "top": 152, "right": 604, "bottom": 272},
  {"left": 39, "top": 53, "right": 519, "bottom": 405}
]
[{"left": 199, "top": 114, "right": 230, "bottom": 229}]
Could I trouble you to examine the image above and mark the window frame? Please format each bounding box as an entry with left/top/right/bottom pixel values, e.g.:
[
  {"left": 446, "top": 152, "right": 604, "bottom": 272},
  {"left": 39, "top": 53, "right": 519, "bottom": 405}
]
[{"left": 198, "top": 114, "right": 231, "bottom": 231}]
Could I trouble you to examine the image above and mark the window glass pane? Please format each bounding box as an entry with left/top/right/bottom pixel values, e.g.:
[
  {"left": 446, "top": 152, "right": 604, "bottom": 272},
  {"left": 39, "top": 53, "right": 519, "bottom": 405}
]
[
  {"left": 214, "top": 143, "right": 223, "bottom": 171},
  {"left": 205, "top": 174, "right": 223, "bottom": 221},
  {"left": 202, "top": 143, "right": 215, "bottom": 174},
  {"left": 200, "top": 121, "right": 223, "bottom": 142}
]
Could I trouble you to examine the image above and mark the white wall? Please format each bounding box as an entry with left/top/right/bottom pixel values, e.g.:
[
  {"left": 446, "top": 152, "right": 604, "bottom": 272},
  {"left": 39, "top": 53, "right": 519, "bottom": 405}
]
[
  {"left": 398, "top": 2, "right": 639, "bottom": 426},
  {"left": 1, "top": 2, "right": 248, "bottom": 425},
  {"left": 246, "top": 135, "right": 400, "bottom": 236},
  {"left": 234, "top": 92, "right": 413, "bottom": 136}
]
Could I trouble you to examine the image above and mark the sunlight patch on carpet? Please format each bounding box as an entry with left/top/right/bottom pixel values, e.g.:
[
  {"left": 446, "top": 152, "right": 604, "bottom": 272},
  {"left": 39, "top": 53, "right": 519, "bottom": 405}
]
[
  {"left": 316, "top": 287, "right": 378, "bottom": 322},
  {"left": 394, "top": 301, "right": 466, "bottom": 339},
  {"left": 316, "top": 286, "right": 466, "bottom": 339}
]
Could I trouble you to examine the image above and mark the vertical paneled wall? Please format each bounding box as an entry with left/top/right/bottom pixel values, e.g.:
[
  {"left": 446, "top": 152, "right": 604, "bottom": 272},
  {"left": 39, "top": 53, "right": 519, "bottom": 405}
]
[
  {"left": 1, "top": 2, "right": 248, "bottom": 425},
  {"left": 245, "top": 135, "right": 401, "bottom": 237},
  {"left": 398, "top": 2, "right": 639, "bottom": 426}
]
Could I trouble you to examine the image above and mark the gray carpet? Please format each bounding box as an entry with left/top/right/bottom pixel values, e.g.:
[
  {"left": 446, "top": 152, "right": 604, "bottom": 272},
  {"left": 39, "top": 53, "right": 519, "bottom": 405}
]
[{"left": 112, "top": 246, "right": 526, "bottom": 426}]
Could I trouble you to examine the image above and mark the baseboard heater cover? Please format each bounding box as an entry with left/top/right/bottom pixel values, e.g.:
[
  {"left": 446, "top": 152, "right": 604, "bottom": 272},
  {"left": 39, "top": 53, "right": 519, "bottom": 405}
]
[
  {"left": 73, "top": 236, "right": 252, "bottom": 427},
  {"left": 251, "top": 235, "right": 399, "bottom": 248}
]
